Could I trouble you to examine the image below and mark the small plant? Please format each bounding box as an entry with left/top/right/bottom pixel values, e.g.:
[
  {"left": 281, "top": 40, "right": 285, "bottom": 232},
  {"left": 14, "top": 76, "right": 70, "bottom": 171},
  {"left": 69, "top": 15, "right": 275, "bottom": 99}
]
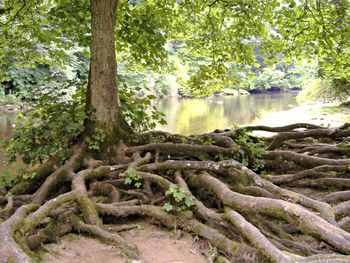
[
  {"left": 0, "top": 171, "right": 18, "bottom": 189},
  {"left": 22, "top": 171, "right": 37, "bottom": 180},
  {"left": 233, "top": 129, "right": 266, "bottom": 171},
  {"left": 207, "top": 244, "right": 218, "bottom": 258},
  {"left": 180, "top": 136, "right": 187, "bottom": 143},
  {"left": 202, "top": 137, "right": 214, "bottom": 146},
  {"left": 85, "top": 128, "right": 106, "bottom": 151},
  {"left": 59, "top": 151, "right": 70, "bottom": 165},
  {"left": 163, "top": 183, "right": 195, "bottom": 212},
  {"left": 260, "top": 171, "right": 269, "bottom": 179},
  {"left": 153, "top": 135, "right": 166, "bottom": 143},
  {"left": 163, "top": 203, "right": 174, "bottom": 212},
  {"left": 121, "top": 169, "right": 142, "bottom": 188}
]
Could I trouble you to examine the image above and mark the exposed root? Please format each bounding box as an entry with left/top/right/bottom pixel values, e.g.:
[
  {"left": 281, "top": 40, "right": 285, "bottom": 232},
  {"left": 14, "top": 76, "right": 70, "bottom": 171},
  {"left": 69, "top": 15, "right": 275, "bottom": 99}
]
[
  {"left": 0, "top": 205, "right": 38, "bottom": 263},
  {"left": 244, "top": 123, "right": 324, "bottom": 133},
  {"left": 264, "top": 150, "right": 350, "bottom": 167},
  {"left": 269, "top": 165, "right": 348, "bottom": 185},
  {"left": 323, "top": 190, "right": 350, "bottom": 204},
  {"left": 126, "top": 142, "right": 238, "bottom": 159},
  {"left": 96, "top": 203, "right": 255, "bottom": 258},
  {"left": 267, "top": 127, "right": 350, "bottom": 150},
  {"left": 224, "top": 208, "right": 297, "bottom": 262},
  {"left": 71, "top": 217, "right": 139, "bottom": 260},
  {"left": 3, "top": 123, "right": 350, "bottom": 262},
  {"left": 188, "top": 172, "right": 350, "bottom": 254}
]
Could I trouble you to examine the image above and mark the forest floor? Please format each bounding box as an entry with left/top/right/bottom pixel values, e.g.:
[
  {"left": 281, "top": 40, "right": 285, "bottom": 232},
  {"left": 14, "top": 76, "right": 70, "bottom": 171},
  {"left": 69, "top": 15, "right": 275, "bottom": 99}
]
[
  {"left": 3, "top": 102, "right": 350, "bottom": 263},
  {"left": 37, "top": 103, "right": 350, "bottom": 263},
  {"left": 42, "top": 221, "right": 209, "bottom": 263}
]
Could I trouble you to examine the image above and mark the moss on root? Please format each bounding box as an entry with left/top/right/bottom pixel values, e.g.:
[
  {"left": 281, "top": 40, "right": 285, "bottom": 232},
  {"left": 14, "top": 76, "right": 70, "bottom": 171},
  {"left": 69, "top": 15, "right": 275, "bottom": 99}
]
[{"left": 3, "top": 123, "right": 350, "bottom": 262}]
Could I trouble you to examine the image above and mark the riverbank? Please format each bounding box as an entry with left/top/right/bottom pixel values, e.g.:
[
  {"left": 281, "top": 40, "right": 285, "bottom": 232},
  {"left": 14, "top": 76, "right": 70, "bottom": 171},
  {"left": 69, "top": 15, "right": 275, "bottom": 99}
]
[
  {"left": 249, "top": 102, "right": 350, "bottom": 128},
  {"left": 2, "top": 99, "right": 350, "bottom": 263}
]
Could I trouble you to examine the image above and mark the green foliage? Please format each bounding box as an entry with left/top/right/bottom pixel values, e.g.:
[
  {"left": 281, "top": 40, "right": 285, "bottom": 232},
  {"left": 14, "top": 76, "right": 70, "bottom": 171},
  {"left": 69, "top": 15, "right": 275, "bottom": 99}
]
[
  {"left": 163, "top": 203, "right": 173, "bottom": 212},
  {"left": 151, "top": 135, "right": 166, "bottom": 143},
  {"left": 121, "top": 169, "right": 142, "bottom": 189},
  {"left": 4, "top": 76, "right": 168, "bottom": 164},
  {"left": 191, "top": 135, "right": 214, "bottom": 146},
  {"left": 233, "top": 130, "right": 265, "bottom": 171},
  {"left": 3, "top": 60, "right": 169, "bottom": 164},
  {"left": 116, "top": 0, "right": 174, "bottom": 71},
  {"left": 119, "top": 80, "right": 167, "bottom": 133},
  {"left": 297, "top": 77, "right": 350, "bottom": 103},
  {"left": 0, "top": 0, "right": 93, "bottom": 90},
  {"left": 85, "top": 128, "right": 106, "bottom": 151},
  {"left": 118, "top": 72, "right": 174, "bottom": 98},
  {"left": 1, "top": 0, "right": 349, "bottom": 97},
  {"left": 0, "top": 93, "right": 21, "bottom": 106},
  {"left": 6, "top": 87, "right": 87, "bottom": 165},
  {"left": 1, "top": 0, "right": 349, "bottom": 153},
  {"left": 214, "top": 153, "right": 224, "bottom": 161},
  {"left": 179, "top": 137, "right": 187, "bottom": 144},
  {"left": 202, "top": 137, "right": 214, "bottom": 146},
  {"left": 207, "top": 245, "right": 218, "bottom": 258},
  {"left": 22, "top": 171, "right": 37, "bottom": 180},
  {"left": 249, "top": 68, "right": 288, "bottom": 91},
  {"left": 1, "top": 50, "right": 89, "bottom": 101},
  {"left": 0, "top": 171, "right": 17, "bottom": 189},
  {"left": 163, "top": 183, "right": 195, "bottom": 213}
]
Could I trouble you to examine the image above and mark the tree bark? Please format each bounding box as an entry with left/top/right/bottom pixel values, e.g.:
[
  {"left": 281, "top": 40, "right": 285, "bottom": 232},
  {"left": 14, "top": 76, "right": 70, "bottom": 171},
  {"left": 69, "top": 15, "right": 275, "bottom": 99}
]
[{"left": 86, "top": 0, "right": 132, "bottom": 149}]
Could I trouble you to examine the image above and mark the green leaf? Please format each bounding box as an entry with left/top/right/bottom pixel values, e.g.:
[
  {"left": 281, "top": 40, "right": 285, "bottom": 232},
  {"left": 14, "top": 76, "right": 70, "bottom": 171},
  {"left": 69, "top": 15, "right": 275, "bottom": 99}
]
[
  {"left": 163, "top": 203, "right": 173, "bottom": 212},
  {"left": 124, "top": 177, "right": 132, "bottom": 185},
  {"left": 185, "top": 196, "right": 195, "bottom": 207}
]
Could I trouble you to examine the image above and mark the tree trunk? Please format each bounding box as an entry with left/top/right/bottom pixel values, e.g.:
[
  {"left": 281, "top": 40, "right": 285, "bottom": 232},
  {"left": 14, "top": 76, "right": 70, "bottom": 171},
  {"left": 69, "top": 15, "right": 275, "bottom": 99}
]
[{"left": 86, "top": 0, "right": 132, "bottom": 151}]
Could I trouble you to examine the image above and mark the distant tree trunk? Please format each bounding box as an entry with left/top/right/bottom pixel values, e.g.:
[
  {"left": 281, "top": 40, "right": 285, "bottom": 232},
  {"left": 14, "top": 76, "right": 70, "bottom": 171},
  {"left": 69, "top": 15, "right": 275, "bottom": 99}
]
[{"left": 85, "top": 0, "right": 132, "bottom": 151}]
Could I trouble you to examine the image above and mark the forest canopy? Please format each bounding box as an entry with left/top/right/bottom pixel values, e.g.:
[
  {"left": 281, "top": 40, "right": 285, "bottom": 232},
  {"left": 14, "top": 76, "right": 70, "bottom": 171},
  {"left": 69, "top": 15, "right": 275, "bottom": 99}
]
[{"left": 1, "top": 0, "right": 349, "bottom": 96}]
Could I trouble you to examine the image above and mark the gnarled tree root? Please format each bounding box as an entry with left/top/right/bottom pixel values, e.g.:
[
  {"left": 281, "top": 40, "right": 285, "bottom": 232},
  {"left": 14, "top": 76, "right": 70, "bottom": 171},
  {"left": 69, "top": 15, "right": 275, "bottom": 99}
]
[{"left": 3, "top": 123, "right": 350, "bottom": 262}]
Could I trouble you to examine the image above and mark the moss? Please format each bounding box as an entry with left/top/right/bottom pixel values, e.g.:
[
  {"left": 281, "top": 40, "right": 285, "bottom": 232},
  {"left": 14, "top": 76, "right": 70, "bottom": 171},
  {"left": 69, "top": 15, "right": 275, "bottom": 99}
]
[
  {"left": 18, "top": 218, "right": 33, "bottom": 236},
  {"left": 90, "top": 166, "right": 111, "bottom": 179},
  {"left": 196, "top": 152, "right": 210, "bottom": 160},
  {"left": 13, "top": 231, "right": 35, "bottom": 260},
  {"left": 10, "top": 182, "right": 34, "bottom": 195},
  {"left": 76, "top": 195, "right": 101, "bottom": 225},
  {"left": 26, "top": 247, "right": 46, "bottom": 263},
  {"left": 7, "top": 258, "right": 17, "bottom": 263},
  {"left": 234, "top": 170, "right": 250, "bottom": 185},
  {"left": 215, "top": 255, "right": 230, "bottom": 263}
]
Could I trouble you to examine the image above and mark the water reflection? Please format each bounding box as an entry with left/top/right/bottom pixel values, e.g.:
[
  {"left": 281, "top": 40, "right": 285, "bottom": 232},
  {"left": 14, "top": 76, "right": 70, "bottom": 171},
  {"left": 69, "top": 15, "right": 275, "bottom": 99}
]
[
  {"left": 155, "top": 93, "right": 297, "bottom": 135},
  {"left": 0, "top": 93, "right": 297, "bottom": 141}
]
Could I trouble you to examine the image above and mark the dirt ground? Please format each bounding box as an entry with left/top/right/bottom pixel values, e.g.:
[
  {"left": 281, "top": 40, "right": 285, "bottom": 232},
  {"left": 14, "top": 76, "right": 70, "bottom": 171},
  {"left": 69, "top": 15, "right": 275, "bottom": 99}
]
[{"left": 42, "top": 223, "right": 209, "bottom": 263}]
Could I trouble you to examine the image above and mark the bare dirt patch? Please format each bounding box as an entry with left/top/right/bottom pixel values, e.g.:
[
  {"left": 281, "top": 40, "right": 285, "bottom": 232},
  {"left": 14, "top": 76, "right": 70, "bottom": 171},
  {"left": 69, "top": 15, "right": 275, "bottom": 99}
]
[{"left": 42, "top": 223, "right": 208, "bottom": 263}]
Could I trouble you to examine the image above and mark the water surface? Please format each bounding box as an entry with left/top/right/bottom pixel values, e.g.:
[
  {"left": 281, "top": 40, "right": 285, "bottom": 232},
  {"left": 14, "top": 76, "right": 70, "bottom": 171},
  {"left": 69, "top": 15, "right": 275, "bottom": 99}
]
[
  {"left": 155, "top": 93, "right": 297, "bottom": 135},
  {"left": 0, "top": 93, "right": 297, "bottom": 142}
]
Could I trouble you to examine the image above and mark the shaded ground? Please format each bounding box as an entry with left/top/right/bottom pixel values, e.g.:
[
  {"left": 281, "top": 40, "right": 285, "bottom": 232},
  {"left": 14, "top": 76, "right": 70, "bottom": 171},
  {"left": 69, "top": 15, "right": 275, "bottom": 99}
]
[{"left": 42, "top": 223, "right": 208, "bottom": 263}]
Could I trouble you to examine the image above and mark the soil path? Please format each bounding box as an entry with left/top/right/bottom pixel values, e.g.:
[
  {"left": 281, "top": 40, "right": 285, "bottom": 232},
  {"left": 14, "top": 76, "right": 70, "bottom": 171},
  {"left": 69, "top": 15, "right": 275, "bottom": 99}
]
[{"left": 42, "top": 223, "right": 209, "bottom": 263}]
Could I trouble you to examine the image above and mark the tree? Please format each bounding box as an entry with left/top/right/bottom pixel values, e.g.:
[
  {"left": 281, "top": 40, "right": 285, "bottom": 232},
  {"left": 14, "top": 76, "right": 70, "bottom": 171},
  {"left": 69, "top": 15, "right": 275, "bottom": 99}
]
[
  {"left": 1, "top": 1, "right": 350, "bottom": 262},
  {"left": 85, "top": 0, "right": 132, "bottom": 151}
]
